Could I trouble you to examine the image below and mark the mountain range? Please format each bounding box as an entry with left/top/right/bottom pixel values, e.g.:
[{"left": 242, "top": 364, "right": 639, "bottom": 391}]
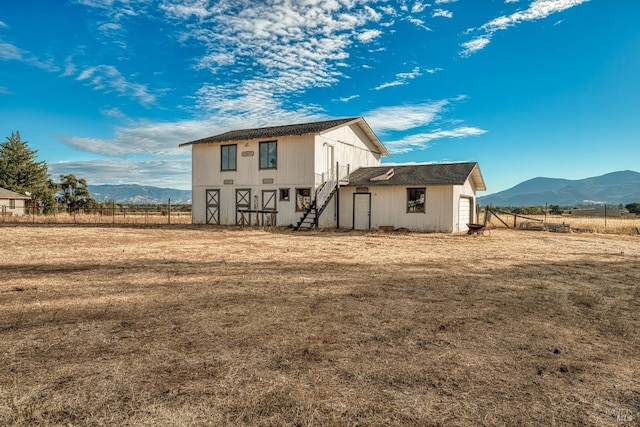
[
  {"left": 88, "top": 184, "right": 192, "bottom": 204},
  {"left": 479, "top": 170, "right": 640, "bottom": 207},
  {"left": 88, "top": 170, "right": 640, "bottom": 207}
]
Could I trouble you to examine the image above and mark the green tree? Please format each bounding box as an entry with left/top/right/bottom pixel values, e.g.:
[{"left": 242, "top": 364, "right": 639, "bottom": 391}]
[
  {"left": 549, "top": 205, "right": 563, "bottom": 215},
  {"left": 625, "top": 203, "right": 640, "bottom": 214},
  {"left": 58, "top": 174, "right": 96, "bottom": 212},
  {"left": 0, "top": 131, "right": 58, "bottom": 213}
]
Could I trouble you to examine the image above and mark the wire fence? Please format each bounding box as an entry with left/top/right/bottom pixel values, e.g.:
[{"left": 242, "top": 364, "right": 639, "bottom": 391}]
[{"left": 1, "top": 203, "right": 192, "bottom": 225}]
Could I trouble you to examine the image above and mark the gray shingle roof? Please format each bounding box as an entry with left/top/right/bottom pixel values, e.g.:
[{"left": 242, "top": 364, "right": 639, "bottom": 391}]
[
  {"left": 180, "top": 117, "right": 360, "bottom": 146},
  {"left": 0, "top": 187, "right": 30, "bottom": 199},
  {"left": 347, "top": 162, "right": 486, "bottom": 190}
]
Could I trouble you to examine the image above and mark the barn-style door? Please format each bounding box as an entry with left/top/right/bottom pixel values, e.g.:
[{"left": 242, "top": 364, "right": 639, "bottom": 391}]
[
  {"left": 205, "top": 189, "right": 220, "bottom": 225},
  {"left": 262, "top": 190, "right": 277, "bottom": 226},
  {"left": 236, "top": 189, "right": 251, "bottom": 225}
]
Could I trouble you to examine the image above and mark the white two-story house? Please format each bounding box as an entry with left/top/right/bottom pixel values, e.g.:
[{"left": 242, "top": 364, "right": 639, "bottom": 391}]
[{"left": 180, "top": 117, "right": 486, "bottom": 232}]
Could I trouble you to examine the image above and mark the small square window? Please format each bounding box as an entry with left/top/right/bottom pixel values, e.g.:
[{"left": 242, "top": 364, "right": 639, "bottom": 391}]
[
  {"left": 280, "top": 188, "right": 290, "bottom": 201},
  {"left": 259, "top": 141, "right": 277, "bottom": 169},
  {"left": 407, "top": 188, "right": 425, "bottom": 213},
  {"left": 221, "top": 144, "right": 237, "bottom": 171}
]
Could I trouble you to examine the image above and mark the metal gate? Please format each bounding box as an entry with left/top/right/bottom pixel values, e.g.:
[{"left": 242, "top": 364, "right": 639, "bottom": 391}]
[
  {"left": 236, "top": 189, "right": 251, "bottom": 225},
  {"left": 206, "top": 189, "right": 220, "bottom": 225}
]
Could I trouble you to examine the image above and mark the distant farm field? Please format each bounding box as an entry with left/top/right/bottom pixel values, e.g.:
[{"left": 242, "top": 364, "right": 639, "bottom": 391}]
[{"left": 1, "top": 226, "right": 639, "bottom": 426}]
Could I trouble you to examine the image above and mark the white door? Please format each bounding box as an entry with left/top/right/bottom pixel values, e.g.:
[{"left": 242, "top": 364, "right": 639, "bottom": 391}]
[
  {"left": 353, "top": 193, "right": 370, "bottom": 230},
  {"left": 458, "top": 197, "right": 472, "bottom": 231}
]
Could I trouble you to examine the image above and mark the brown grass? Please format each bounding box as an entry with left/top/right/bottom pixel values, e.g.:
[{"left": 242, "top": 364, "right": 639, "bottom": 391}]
[
  {"left": 1, "top": 225, "right": 639, "bottom": 425},
  {"left": 484, "top": 212, "right": 640, "bottom": 235}
]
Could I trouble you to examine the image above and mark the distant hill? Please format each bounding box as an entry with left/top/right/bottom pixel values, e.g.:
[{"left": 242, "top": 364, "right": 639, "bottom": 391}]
[
  {"left": 479, "top": 170, "right": 640, "bottom": 207},
  {"left": 88, "top": 184, "right": 192, "bottom": 204}
]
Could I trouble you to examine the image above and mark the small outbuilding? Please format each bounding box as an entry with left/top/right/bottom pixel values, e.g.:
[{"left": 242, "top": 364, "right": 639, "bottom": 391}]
[
  {"left": 0, "top": 187, "right": 30, "bottom": 216},
  {"left": 340, "top": 162, "right": 486, "bottom": 233}
]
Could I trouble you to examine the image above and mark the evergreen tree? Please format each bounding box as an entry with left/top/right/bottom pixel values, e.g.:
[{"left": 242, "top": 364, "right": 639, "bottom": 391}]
[{"left": 0, "top": 131, "right": 58, "bottom": 213}]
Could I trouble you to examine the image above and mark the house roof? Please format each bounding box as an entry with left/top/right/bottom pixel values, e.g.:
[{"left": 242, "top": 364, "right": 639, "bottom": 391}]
[
  {"left": 0, "top": 187, "right": 30, "bottom": 200},
  {"left": 347, "top": 162, "right": 487, "bottom": 191},
  {"left": 179, "top": 117, "right": 390, "bottom": 156}
]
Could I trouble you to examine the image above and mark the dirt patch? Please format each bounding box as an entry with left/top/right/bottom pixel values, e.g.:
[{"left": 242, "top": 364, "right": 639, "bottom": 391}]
[{"left": 1, "top": 226, "right": 639, "bottom": 425}]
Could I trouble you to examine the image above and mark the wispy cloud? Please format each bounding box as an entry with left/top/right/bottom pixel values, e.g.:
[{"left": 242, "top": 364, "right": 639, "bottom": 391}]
[
  {"left": 461, "top": 0, "right": 590, "bottom": 55},
  {"left": 385, "top": 127, "right": 487, "bottom": 154},
  {"left": 365, "top": 100, "right": 453, "bottom": 132},
  {"left": 373, "top": 66, "right": 423, "bottom": 91},
  {"left": 335, "top": 94, "right": 360, "bottom": 103},
  {"left": 75, "top": 65, "right": 155, "bottom": 105},
  {"left": 433, "top": 9, "right": 453, "bottom": 18},
  {"left": 406, "top": 16, "right": 432, "bottom": 31},
  {"left": 0, "top": 40, "right": 60, "bottom": 72},
  {"left": 435, "top": 0, "right": 458, "bottom": 4},
  {"left": 155, "top": 0, "right": 397, "bottom": 119},
  {"left": 460, "top": 37, "right": 491, "bottom": 56},
  {"left": 0, "top": 85, "right": 11, "bottom": 95},
  {"left": 0, "top": 20, "right": 8, "bottom": 28}
]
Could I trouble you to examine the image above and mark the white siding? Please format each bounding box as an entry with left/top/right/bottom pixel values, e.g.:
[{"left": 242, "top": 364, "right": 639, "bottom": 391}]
[
  {"left": 314, "top": 124, "right": 382, "bottom": 178},
  {"left": 189, "top": 123, "right": 384, "bottom": 227},
  {"left": 452, "top": 178, "right": 477, "bottom": 232},
  {"left": 191, "top": 135, "right": 316, "bottom": 225},
  {"left": 339, "top": 185, "right": 456, "bottom": 232},
  {"left": 0, "top": 198, "right": 27, "bottom": 215}
]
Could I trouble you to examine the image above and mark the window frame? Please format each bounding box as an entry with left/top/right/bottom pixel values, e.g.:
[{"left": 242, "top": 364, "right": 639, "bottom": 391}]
[
  {"left": 406, "top": 188, "right": 426, "bottom": 213},
  {"left": 221, "top": 144, "right": 237, "bottom": 171},
  {"left": 259, "top": 141, "right": 277, "bottom": 170}
]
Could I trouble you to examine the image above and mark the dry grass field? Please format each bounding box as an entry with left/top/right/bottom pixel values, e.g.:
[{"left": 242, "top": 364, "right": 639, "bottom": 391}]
[{"left": 1, "top": 225, "right": 639, "bottom": 426}]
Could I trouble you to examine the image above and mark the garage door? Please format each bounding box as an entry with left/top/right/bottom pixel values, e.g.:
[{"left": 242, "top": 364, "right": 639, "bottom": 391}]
[{"left": 458, "top": 197, "right": 472, "bottom": 231}]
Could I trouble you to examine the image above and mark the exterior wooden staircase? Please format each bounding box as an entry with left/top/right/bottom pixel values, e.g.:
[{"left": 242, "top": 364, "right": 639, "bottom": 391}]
[{"left": 293, "top": 181, "right": 338, "bottom": 231}]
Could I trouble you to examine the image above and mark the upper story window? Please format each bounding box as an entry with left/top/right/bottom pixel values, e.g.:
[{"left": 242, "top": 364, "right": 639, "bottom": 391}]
[
  {"left": 407, "top": 188, "right": 425, "bottom": 213},
  {"left": 221, "top": 144, "right": 237, "bottom": 171},
  {"left": 259, "top": 141, "right": 277, "bottom": 169}
]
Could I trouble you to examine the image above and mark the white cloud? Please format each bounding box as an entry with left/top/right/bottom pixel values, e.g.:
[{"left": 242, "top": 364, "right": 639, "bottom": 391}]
[
  {"left": 373, "top": 66, "right": 423, "bottom": 91},
  {"left": 435, "top": 0, "right": 457, "bottom": 3},
  {"left": 0, "top": 20, "right": 8, "bottom": 28},
  {"left": 406, "top": 16, "right": 432, "bottom": 31},
  {"left": 357, "top": 29, "right": 382, "bottom": 43},
  {"left": 0, "top": 42, "right": 23, "bottom": 61},
  {"left": 385, "top": 127, "right": 487, "bottom": 154},
  {"left": 75, "top": 65, "right": 155, "bottom": 105},
  {"left": 364, "top": 100, "right": 451, "bottom": 132},
  {"left": 336, "top": 94, "right": 360, "bottom": 102},
  {"left": 49, "top": 159, "right": 193, "bottom": 189},
  {"left": 98, "top": 22, "right": 122, "bottom": 32},
  {"left": 505, "top": 0, "right": 520, "bottom": 3},
  {"left": 462, "top": 0, "right": 589, "bottom": 55},
  {"left": 433, "top": 9, "right": 453, "bottom": 18},
  {"left": 460, "top": 37, "right": 491, "bottom": 56},
  {"left": 0, "top": 41, "right": 59, "bottom": 72},
  {"left": 0, "top": 85, "right": 11, "bottom": 95},
  {"left": 411, "top": 2, "right": 428, "bottom": 13}
]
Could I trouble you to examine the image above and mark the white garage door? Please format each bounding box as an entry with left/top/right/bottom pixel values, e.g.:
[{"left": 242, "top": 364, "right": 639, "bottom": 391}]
[{"left": 458, "top": 197, "right": 472, "bottom": 231}]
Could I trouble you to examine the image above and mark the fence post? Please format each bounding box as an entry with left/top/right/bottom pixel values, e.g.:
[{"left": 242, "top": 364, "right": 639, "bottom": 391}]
[
  {"left": 112, "top": 200, "right": 115, "bottom": 224},
  {"left": 168, "top": 198, "right": 171, "bottom": 225}
]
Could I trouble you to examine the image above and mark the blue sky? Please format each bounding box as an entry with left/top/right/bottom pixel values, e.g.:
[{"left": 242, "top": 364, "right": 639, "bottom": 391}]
[{"left": 1, "top": 0, "right": 638, "bottom": 193}]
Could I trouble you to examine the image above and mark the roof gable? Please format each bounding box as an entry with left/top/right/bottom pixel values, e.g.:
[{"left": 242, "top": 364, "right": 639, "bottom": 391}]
[
  {"left": 179, "top": 117, "right": 389, "bottom": 156},
  {"left": 347, "top": 162, "right": 486, "bottom": 191},
  {"left": 0, "top": 187, "right": 30, "bottom": 199},
  {"left": 181, "top": 118, "right": 357, "bottom": 146}
]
